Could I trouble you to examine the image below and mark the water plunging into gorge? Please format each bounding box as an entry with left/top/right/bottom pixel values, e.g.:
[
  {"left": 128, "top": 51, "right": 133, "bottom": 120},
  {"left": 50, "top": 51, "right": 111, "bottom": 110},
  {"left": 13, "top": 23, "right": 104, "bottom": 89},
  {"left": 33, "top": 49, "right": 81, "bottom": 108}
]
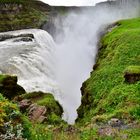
[{"left": 0, "top": 1, "right": 139, "bottom": 124}]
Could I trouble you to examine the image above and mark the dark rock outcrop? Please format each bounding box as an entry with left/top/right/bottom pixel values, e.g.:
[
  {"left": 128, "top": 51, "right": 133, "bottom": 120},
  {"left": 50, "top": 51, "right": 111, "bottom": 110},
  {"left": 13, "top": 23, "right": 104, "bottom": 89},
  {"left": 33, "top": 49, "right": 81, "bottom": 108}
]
[
  {"left": 124, "top": 66, "right": 140, "bottom": 84},
  {"left": 0, "top": 33, "right": 34, "bottom": 42},
  {"left": 124, "top": 73, "right": 140, "bottom": 84},
  {"left": 0, "top": 75, "right": 25, "bottom": 99}
]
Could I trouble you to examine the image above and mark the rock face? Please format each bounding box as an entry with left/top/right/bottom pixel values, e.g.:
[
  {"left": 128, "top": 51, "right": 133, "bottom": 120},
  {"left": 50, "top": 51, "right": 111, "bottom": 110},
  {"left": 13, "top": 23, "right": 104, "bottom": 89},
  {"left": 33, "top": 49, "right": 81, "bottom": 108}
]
[
  {"left": 28, "top": 103, "right": 47, "bottom": 123},
  {"left": 0, "top": 1, "right": 51, "bottom": 32},
  {"left": 0, "top": 33, "right": 34, "bottom": 42},
  {"left": 0, "top": 75, "right": 25, "bottom": 99},
  {"left": 77, "top": 81, "right": 93, "bottom": 120},
  {"left": 19, "top": 99, "right": 47, "bottom": 123},
  {"left": 0, "top": 3, "right": 23, "bottom": 14}
]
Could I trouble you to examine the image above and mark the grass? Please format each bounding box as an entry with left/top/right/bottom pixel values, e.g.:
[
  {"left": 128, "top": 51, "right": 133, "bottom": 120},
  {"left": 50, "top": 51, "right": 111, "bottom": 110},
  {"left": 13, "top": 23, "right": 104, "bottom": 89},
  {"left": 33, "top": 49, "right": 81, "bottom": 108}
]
[
  {"left": 78, "top": 17, "right": 140, "bottom": 126},
  {"left": 124, "top": 66, "right": 140, "bottom": 74},
  {"left": 0, "top": 74, "right": 7, "bottom": 82}
]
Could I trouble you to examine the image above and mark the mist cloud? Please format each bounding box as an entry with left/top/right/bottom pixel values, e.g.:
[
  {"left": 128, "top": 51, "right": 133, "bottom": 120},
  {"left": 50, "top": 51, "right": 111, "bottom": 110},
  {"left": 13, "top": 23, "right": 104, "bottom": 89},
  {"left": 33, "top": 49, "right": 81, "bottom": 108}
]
[{"left": 53, "top": 0, "right": 140, "bottom": 124}]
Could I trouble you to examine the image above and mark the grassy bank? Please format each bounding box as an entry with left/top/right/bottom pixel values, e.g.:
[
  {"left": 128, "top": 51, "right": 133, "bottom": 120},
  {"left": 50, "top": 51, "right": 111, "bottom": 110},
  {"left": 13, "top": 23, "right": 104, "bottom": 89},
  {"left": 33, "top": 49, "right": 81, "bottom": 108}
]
[{"left": 77, "top": 17, "right": 140, "bottom": 138}]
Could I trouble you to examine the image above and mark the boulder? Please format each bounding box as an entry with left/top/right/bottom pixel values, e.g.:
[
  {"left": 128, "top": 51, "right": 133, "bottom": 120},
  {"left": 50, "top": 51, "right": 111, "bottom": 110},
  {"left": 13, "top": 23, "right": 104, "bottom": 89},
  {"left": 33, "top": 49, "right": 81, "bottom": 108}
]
[
  {"left": 28, "top": 104, "right": 47, "bottom": 123},
  {"left": 0, "top": 75, "right": 25, "bottom": 99}
]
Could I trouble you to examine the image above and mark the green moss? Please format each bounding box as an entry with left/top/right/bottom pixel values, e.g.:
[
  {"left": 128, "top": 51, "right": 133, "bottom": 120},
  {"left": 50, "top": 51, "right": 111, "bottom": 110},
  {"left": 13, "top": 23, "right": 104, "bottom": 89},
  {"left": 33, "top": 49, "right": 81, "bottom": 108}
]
[
  {"left": 37, "top": 94, "right": 63, "bottom": 116},
  {"left": 125, "top": 66, "right": 140, "bottom": 74},
  {"left": 0, "top": 0, "right": 24, "bottom": 3},
  {"left": 78, "top": 18, "right": 140, "bottom": 126},
  {"left": 20, "top": 91, "right": 45, "bottom": 100},
  {"left": 0, "top": 74, "right": 8, "bottom": 82}
]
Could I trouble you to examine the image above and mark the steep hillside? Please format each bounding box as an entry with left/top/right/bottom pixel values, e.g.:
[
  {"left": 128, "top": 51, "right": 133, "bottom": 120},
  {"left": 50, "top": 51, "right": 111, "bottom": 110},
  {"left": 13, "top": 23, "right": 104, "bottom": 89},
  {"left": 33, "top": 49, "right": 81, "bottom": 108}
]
[
  {"left": 0, "top": 0, "right": 51, "bottom": 32},
  {"left": 77, "top": 17, "right": 140, "bottom": 136}
]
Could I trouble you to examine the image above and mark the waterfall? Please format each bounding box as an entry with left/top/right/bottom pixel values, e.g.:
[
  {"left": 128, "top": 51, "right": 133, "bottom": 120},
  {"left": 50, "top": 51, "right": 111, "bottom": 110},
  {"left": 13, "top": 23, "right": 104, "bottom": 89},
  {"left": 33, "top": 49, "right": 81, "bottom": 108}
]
[
  {"left": 0, "top": 0, "right": 139, "bottom": 124},
  {"left": 0, "top": 29, "right": 62, "bottom": 102}
]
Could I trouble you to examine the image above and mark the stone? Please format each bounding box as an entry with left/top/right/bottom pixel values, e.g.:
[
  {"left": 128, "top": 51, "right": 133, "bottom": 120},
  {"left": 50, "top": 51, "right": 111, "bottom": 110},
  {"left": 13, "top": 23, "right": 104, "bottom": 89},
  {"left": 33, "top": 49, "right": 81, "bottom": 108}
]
[
  {"left": 108, "top": 118, "right": 122, "bottom": 127},
  {"left": 28, "top": 104, "right": 47, "bottom": 123},
  {"left": 0, "top": 34, "right": 34, "bottom": 42},
  {"left": 14, "top": 37, "right": 33, "bottom": 42},
  {"left": 19, "top": 99, "right": 32, "bottom": 112},
  {"left": 37, "top": 116, "right": 47, "bottom": 123}
]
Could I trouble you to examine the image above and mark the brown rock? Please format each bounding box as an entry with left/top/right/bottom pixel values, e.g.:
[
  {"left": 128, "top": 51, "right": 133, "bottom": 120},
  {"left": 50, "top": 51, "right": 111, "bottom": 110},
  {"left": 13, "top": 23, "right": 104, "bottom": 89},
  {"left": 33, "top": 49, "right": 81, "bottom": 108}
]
[
  {"left": 19, "top": 99, "right": 32, "bottom": 112},
  {"left": 28, "top": 104, "right": 47, "bottom": 123}
]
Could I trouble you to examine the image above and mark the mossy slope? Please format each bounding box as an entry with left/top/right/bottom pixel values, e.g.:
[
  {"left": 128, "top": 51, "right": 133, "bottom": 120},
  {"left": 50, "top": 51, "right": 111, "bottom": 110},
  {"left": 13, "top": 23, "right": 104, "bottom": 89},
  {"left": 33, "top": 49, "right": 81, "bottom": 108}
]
[
  {"left": 19, "top": 92, "right": 63, "bottom": 125},
  {"left": 0, "top": 0, "right": 51, "bottom": 32},
  {"left": 78, "top": 18, "right": 140, "bottom": 124}
]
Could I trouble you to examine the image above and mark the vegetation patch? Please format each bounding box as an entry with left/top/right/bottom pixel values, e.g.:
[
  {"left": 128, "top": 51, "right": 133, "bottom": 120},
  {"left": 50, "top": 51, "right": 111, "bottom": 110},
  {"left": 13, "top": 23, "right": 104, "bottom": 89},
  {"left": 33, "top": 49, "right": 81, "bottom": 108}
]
[
  {"left": 77, "top": 17, "right": 140, "bottom": 136},
  {"left": 0, "top": 0, "right": 50, "bottom": 32},
  {"left": 18, "top": 92, "right": 63, "bottom": 125}
]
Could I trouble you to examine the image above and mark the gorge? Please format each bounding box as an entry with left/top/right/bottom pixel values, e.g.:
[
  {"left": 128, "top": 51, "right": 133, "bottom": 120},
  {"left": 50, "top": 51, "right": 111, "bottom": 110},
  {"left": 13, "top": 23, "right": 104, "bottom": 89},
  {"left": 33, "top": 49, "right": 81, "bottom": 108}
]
[{"left": 0, "top": 0, "right": 140, "bottom": 139}]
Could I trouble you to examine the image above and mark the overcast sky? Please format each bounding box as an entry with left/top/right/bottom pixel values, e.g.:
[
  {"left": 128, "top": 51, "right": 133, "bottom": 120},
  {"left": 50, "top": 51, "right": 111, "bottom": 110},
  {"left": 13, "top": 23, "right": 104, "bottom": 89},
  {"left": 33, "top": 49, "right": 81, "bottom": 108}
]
[{"left": 40, "top": 0, "right": 108, "bottom": 6}]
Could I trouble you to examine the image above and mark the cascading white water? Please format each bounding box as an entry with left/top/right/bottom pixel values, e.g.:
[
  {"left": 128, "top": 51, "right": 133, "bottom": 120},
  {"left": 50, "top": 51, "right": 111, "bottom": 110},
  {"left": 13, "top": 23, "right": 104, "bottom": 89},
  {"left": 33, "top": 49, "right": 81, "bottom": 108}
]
[
  {"left": 0, "top": 0, "right": 139, "bottom": 125},
  {"left": 0, "top": 29, "right": 62, "bottom": 102}
]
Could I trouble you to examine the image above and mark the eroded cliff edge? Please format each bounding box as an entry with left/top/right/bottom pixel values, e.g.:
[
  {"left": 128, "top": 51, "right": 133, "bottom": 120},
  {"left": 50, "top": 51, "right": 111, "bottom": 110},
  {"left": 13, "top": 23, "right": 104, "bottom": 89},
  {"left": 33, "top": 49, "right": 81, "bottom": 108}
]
[{"left": 77, "top": 18, "right": 140, "bottom": 132}]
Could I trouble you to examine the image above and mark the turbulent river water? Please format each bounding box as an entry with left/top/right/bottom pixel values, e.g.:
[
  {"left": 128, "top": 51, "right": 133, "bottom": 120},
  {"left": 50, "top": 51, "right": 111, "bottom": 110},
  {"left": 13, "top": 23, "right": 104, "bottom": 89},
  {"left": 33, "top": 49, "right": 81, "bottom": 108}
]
[{"left": 0, "top": 0, "right": 139, "bottom": 124}]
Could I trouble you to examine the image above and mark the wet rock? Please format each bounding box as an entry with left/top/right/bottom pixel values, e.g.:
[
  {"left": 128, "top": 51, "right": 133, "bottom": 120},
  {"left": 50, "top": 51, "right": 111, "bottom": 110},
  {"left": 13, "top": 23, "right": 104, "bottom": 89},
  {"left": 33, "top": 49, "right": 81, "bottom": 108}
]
[
  {"left": 93, "top": 63, "right": 99, "bottom": 70},
  {"left": 28, "top": 104, "right": 47, "bottom": 123},
  {"left": 14, "top": 37, "right": 33, "bottom": 42},
  {"left": 19, "top": 99, "right": 32, "bottom": 112},
  {"left": 0, "top": 34, "right": 34, "bottom": 42}
]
